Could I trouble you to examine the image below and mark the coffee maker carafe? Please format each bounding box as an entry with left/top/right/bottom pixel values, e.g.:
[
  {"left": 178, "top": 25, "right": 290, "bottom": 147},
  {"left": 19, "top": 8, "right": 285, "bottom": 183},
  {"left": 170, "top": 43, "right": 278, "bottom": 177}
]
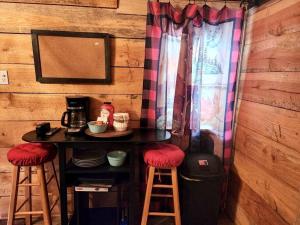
[{"left": 61, "top": 96, "right": 89, "bottom": 134}]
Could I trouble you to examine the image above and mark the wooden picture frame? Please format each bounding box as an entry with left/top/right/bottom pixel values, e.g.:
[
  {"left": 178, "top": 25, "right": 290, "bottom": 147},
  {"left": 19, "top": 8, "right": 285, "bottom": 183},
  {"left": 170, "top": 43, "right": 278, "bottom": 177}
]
[{"left": 31, "top": 30, "right": 111, "bottom": 84}]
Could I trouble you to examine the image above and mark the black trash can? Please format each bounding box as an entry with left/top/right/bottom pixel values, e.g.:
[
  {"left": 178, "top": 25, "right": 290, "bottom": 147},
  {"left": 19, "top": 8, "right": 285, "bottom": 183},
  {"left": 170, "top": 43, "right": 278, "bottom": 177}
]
[{"left": 180, "top": 153, "right": 224, "bottom": 225}]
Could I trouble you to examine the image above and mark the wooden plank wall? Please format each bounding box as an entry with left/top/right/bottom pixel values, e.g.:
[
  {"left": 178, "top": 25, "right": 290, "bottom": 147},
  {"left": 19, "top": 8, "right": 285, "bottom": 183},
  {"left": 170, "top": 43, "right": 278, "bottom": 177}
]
[
  {"left": 0, "top": 0, "right": 145, "bottom": 218},
  {"left": 228, "top": 0, "right": 300, "bottom": 225},
  {"left": 0, "top": 0, "right": 241, "bottom": 219}
]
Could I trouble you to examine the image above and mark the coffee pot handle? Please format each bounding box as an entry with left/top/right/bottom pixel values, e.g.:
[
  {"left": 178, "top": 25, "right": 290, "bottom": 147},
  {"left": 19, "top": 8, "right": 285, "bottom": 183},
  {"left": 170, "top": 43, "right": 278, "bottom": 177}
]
[{"left": 61, "top": 111, "right": 69, "bottom": 127}]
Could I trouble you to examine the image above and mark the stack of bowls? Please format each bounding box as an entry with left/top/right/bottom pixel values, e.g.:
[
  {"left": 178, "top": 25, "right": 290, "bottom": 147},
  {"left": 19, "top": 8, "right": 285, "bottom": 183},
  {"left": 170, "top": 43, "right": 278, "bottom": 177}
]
[{"left": 113, "top": 113, "right": 129, "bottom": 132}]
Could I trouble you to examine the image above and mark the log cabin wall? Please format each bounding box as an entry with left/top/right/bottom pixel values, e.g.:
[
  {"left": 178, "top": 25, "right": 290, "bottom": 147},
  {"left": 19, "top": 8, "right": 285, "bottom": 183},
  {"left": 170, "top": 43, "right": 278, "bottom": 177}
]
[
  {"left": 0, "top": 0, "right": 241, "bottom": 219},
  {"left": 228, "top": 0, "right": 300, "bottom": 224}
]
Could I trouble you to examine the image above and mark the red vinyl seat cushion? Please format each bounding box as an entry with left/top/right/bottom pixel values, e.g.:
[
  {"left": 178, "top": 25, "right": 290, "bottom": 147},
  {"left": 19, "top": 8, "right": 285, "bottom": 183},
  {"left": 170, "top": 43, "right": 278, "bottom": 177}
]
[
  {"left": 7, "top": 143, "right": 57, "bottom": 166},
  {"left": 143, "top": 143, "right": 185, "bottom": 168}
]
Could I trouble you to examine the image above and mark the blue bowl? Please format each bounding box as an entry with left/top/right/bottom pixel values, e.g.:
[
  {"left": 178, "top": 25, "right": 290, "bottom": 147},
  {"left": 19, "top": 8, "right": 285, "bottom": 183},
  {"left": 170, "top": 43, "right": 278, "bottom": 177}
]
[
  {"left": 107, "top": 151, "right": 127, "bottom": 167},
  {"left": 87, "top": 121, "right": 107, "bottom": 133}
]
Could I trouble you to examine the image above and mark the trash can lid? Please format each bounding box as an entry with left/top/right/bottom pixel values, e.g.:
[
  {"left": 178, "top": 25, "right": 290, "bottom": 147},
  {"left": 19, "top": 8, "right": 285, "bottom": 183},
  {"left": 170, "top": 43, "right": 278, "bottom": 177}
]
[{"left": 180, "top": 153, "right": 223, "bottom": 180}]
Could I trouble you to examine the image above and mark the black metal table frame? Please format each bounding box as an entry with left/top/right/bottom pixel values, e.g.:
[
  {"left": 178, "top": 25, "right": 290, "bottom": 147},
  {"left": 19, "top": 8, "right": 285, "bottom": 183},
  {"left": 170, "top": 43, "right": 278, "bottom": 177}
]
[
  {"left": 57, "top": 143, "right": 140, "bottom": 225},
  {"left": 22, "top": 128, "right": 171, "bottom": 225}
]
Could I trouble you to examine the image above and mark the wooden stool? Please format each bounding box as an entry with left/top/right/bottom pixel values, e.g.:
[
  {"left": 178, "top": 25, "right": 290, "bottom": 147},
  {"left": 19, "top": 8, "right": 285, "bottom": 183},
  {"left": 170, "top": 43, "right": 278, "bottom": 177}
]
[
  {"left": 141, "top": 143, "right": 185, "bottom": 225},
  {"left": 6, "top": 143, "right": 59, "bottom": 225}
]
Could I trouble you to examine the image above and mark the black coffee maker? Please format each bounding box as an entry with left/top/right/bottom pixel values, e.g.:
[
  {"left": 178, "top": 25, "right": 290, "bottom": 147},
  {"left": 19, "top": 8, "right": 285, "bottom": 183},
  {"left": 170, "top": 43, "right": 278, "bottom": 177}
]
[{"left": 61, "top": 96, "right": 89, "bottom": 134}]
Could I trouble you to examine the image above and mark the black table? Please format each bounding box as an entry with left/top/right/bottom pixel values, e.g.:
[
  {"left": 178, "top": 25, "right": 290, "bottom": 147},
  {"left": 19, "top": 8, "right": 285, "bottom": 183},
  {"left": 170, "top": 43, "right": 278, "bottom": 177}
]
[{"left": 22, "top": 128, "right": 171, "bottom": 225}]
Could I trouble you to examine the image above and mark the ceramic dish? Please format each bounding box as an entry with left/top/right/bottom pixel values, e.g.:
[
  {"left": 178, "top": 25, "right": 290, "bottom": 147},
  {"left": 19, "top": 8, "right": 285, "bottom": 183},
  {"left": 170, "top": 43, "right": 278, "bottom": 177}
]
[
  {"left": 107, "top": 150, "right": 127, "bottom": 167},
  {"left": 113, "top": 120, "right": 128, "bottom": 132},
  {"left": 72, "top": 149, "right": 106, "bottom": 168},
  {"left": 88, "top": 121, "right": 107, "bottom": 133}
]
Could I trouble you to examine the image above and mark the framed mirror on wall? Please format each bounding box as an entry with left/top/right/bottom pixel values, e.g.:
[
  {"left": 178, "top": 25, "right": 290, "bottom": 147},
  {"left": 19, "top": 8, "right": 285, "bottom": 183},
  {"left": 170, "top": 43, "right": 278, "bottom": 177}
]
[{"left": 31, "top": 30, "right": 111, "bottom": 84}]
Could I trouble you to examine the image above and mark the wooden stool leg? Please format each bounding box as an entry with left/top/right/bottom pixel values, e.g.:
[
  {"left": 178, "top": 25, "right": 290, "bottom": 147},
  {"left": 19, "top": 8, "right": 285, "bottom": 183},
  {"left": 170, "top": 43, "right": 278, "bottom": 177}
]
[
  {"left": 7, "top": 166, "right": 20, "bottom": 225},
  {"left": 171, "top": 167, "right": 181, "bottom": 225},
  {"left": 37, "top": 165, "right": 52, "bottom": 225},
  {"left": 141, "top": 166, "right": 155, "bottom": 225},
  {"left": 24, "top": 166, "right": 32, "bottom": 225}
]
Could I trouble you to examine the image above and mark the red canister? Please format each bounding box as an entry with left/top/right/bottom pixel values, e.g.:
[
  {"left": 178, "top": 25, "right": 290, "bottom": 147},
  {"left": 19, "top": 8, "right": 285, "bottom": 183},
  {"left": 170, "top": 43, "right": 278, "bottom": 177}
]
[{"left": 100, "top": 102, "right": 114, "bottom": 127}]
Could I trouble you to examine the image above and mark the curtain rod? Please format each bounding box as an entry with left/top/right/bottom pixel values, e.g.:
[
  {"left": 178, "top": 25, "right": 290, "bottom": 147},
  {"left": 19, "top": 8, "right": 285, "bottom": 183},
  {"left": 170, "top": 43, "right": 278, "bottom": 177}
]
[{"left": 149, "top": 0, "right": 248, "bottom": 8}]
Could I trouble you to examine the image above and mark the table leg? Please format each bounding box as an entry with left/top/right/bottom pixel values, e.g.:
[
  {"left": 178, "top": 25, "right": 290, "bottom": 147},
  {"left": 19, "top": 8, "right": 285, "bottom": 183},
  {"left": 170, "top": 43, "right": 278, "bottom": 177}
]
[
  {"left": 75, "top": 191, "right": 89, "bottom": 225},
  {"left": 129, "top": 147, "right": 140, "bottom": 225},
  {"left": 58, "top": 144, "right": 68, "bottom": 225},
  {"left": 74, "top": 188, "right": 79, "bottom": 225},
  {"left": 129, "top": 149, "right": 135, "bottom": 225}
]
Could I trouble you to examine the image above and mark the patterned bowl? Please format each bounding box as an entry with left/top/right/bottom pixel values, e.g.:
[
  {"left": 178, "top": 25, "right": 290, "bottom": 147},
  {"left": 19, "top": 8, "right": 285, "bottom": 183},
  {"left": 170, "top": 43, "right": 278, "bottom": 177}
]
[{"left": 87, "top": 121, "right": 107, "bottom": 133}]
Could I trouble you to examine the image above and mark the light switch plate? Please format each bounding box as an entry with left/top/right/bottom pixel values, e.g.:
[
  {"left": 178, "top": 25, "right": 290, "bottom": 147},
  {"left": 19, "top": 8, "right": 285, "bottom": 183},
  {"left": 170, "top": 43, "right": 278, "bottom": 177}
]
[{"left": 0, "top": 70, "right": 9, "bottom": 84}]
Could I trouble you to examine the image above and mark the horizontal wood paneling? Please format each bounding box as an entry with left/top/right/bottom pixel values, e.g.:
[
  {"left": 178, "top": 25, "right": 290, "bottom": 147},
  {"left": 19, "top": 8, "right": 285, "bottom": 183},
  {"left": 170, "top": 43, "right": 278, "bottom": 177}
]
[
  {"left": 0, "top": 0, "right": 145, "bottom": 219},
  {"left": 236, "top": 100, "right": 300, "bottom": 150},
  {"left": 235, "top": 125, "right": 300, "bottom": 190},
  {"left": 227, "top": 172, "right": 289, "bottom": 225},
  {"left": 0, "top": 34, "right": 145, "bottom": 66},
  {"left": 233, "top": 151, "right": 300, "bottom": 224},
  {"left": 238, "top": 72, "right": 300, "bottom": 111},
  {"left": 0, "top": 93, "right": 142, "bottom": 120},
  {"left": 243, "top": 32, "right": 300, "bottom": 60},
  {"left": 245, "top": 0, "right": 300, "bottom": 44},
  {"left": 0, "top": 64, "right": 143, "bottom": 94},
  {"left": 0, "top": 148, "right": 11, "bottom": 172},
  {"left": 0, "top": 2, "right": 146, "bottom": 38},
  {"left": 0, "top": 34, "right": 33, "bottom": 64},
  {"left": 241, "top": 57, "right": 300, "bottom": 72},
  {"left": 0, "top": 0, "right": 118, "bottom": 8},
  {"left": 0, "top": 121, "right": 61, "bottom": 148},
  {"left": 111, "top": 38, "right": 145, "bottom": 67},
  {"left": 230, "top": 0, "right": 300, "bottom": 224},
  {"left": 242, "top": 32, "right": 300, "bottom": 72},
  {"left": 246, "top": 0, "right": 298, "bottom": 23},
  {"left": 117, "top": 0, "right": 240, "bottom": 15}
]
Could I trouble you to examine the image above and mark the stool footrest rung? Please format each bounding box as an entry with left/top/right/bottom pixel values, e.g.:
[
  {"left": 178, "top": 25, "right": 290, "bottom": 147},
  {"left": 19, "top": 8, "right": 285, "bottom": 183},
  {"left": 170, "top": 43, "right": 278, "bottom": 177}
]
[
  {"left": 152, "top": 184, "right": 173, "bottom": 188},
  {"left": 149, "top": 212, "right": 175, "bottom": 217},
  {"left": 15, "top": 210, "right": 43, "bottom": 216},
  {"left": 151, "top": 194, "right": 173, "bottom": 198},
  {"left": 154, "top": 172, "right": 171, "bottom": 176},
  {"left": 18, "top": 183, "right": 39, "bottom": 187}
]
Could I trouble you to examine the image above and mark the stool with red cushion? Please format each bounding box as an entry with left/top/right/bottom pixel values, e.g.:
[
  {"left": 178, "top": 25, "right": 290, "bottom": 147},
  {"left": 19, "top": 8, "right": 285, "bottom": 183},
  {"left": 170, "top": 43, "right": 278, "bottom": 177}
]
[
  {"left": 141, "top": 143, "right": 184, "bottom": 225},
  {"left": 6, "top": 143, "right": 59, "bottom": 225}
]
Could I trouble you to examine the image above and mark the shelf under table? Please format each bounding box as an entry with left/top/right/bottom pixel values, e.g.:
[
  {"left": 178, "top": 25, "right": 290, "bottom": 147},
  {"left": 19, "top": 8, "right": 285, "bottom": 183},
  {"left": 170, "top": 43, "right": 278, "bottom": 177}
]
[{"left": 65, "top": 160, "right": 131, "bottom": 175}]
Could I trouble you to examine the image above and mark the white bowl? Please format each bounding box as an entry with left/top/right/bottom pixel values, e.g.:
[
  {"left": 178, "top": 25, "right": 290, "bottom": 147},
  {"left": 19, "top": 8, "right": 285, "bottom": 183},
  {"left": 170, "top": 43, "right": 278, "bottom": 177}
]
[
  {"left": 107, "top": 150, "right": 127, "bottom": 167},
  {"left": 87, "top": 121, "right": 107, "bottom": 133},
  {"left": 113, "top": 121, "right": 128, "bottom": 132}
]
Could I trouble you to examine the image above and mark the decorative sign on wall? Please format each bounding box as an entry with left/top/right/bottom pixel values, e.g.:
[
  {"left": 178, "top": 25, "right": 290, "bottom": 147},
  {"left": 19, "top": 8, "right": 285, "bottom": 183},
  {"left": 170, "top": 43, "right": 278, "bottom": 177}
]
[{"left": 31, "top": 30, "right": 111, "bottom": 84}]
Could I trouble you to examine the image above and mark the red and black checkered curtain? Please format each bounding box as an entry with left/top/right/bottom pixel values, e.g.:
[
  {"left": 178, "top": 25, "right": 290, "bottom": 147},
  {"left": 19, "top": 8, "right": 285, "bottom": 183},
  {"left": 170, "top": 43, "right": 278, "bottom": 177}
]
[{"left": 141, "top": 1, "right": 244, "bottom": 176}]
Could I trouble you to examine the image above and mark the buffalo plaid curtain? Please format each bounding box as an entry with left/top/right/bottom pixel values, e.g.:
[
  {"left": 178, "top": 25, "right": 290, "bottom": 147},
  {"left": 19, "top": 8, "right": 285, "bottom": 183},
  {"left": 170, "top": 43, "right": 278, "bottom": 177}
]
[{"left": 141, "top": 1, "right": 244, "bottom": 197}]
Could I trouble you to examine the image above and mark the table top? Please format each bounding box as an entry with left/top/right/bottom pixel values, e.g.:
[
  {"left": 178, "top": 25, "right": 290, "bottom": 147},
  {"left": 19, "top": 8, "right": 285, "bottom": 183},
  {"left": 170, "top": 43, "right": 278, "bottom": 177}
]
[{"left": 22, "top": 128, "right": 171, "bottom": 144}]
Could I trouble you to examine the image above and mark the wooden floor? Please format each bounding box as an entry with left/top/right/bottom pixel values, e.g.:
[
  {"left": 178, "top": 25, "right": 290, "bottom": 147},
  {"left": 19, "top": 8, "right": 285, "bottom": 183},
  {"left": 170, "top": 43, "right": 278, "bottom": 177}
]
[{"left": 0, "top": 214, "right": 234, "bottom": 225}]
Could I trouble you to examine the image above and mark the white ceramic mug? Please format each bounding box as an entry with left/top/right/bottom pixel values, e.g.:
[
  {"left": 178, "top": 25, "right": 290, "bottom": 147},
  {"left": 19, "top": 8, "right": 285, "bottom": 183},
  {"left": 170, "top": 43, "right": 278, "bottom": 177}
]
[
  {"left": 113, "top": 113, "right": 129, "bottom": 131},
  {"left": 113, "top": 113, "right": 129, "bottom": 122}
]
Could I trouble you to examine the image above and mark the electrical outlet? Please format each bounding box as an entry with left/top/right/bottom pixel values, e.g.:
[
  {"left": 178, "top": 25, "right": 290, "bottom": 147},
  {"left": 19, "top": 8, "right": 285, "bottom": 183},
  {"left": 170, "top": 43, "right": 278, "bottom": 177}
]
[{"left": 0, "top": 70, "right": 9, "bottom": 84}]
